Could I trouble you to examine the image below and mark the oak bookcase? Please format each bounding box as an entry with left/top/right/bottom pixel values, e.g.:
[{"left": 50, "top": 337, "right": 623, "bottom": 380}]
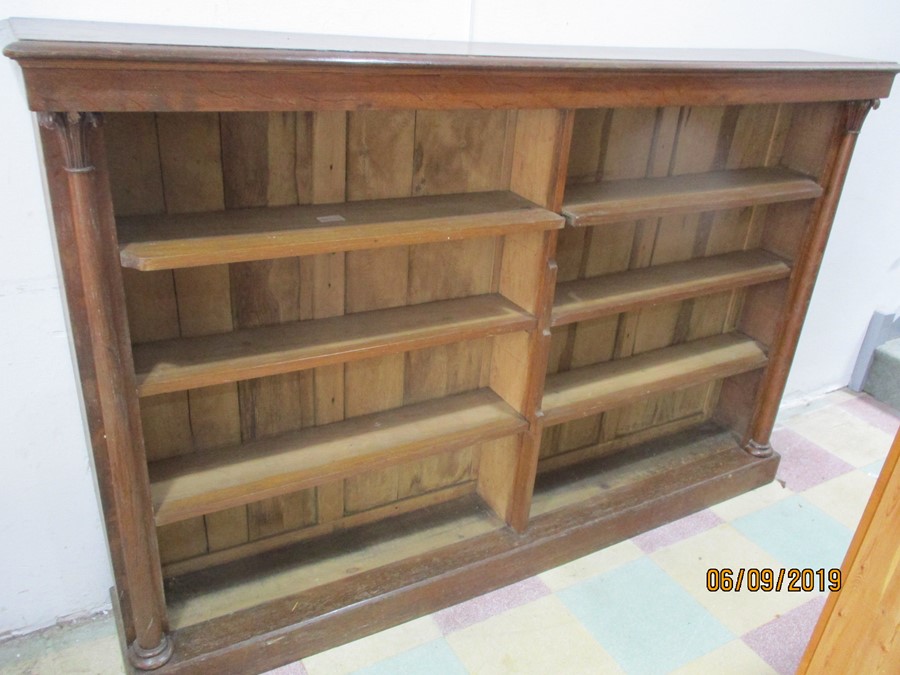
[{"left": 5, "top": 18, "right": 897, "bottom": 673}]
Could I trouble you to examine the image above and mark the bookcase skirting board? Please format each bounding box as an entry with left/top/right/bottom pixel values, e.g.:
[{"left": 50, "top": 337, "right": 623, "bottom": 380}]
[{"left": 4, "top": 18, "right": 897, "bottom": 673}]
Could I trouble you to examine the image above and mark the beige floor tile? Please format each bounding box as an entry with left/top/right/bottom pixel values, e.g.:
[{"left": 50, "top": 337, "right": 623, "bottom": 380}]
[
  {"left": 784, "top": 407, "right": 894, "bottom": 467},
  {"left": 776, "top": 389, "right": 856, "bottom": 423},
  {"left": 539, "top": 540, "right": 644, "bottom": 591},
  {"left": 670, "top": 639, "right": 776, "bottom": 674},
  {"left": 802, "top": 470, "right": 877, "bottom": 530},
  {"left": 302, "top": 616, "right": 440, "bottom": 675},
  {"left": 709, "top": 479, "right": 793, "bottom": 522},
  {"left": 652, "top": 524, "right": 820, "bottom": 635},
  {"left": 446, "top": 595, "right": 624, "bottom": 675}
]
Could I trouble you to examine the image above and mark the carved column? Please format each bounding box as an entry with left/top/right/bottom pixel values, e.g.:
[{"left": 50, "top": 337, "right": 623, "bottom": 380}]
[
  {"left": 744, "top": 99, "right": 879, "bottom": 458},
  {"left": 39, "top": 112, "right": 174, "bottom": 669}
]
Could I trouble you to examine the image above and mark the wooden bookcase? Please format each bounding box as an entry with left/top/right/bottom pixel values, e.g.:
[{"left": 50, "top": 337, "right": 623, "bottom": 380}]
[{"left": 5, "top": 19, "right": 897, "bottom": 673}]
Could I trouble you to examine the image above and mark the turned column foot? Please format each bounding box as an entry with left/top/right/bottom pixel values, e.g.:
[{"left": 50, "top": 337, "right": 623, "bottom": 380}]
[
  {"left": 744, "top": 439, "right": 774, "bottom": 458},
  {"left": 128, "top": 634, "right": 174, "bottom": 670}
]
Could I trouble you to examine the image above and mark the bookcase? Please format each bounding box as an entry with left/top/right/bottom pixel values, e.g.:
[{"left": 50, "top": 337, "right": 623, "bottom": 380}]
[{"left": 5, "top": 19, "right": 896, "bottom": 673}]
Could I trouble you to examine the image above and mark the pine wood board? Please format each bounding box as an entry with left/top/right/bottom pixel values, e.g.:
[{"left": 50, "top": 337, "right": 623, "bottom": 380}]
[
  {"left": 119, "top": 190, "right": 563, "bottom": 270},
  {"left": 153, "top": 112, "right": 238, "bottom": 562},
  {"left": 162, "top": 481, "right": 477, "bottom": 578},
  {"left": 134, "top": 294, "right": 533, "bottom": 396},
  {"left": 562, "top": 166, "right": 822, "bottom": 227},
  {"left": 150, "top": 389, "right": 526, "bottom": 526},
  {"left": 542, "top": 333, "right": 768, "bottom": 426},
  {"left": 156, "top": 424, "right": 778, "bottom": 673},
  {"left": 798, "top": 428, "right": 900, "bottom": 673},
  {"left": 552, "top": 248, "right": 790, "bottom": 326}
]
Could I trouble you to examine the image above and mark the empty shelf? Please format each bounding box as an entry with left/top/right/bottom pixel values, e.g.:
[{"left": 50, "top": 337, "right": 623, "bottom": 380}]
[
  {"left": 150, "top": 389, "right": 527, "bottom": 526},
  {"left": 562, "top": 167, "right": 822, "bottom": 227},
  {"left": 542, "top": 333, "right": 767, "bottom": 426},
  {"left": 134, "top": 294, "right": 535, "bottom": 397},
  {"left": 119, "top": 190, "right": 564, "bottom": 270},
  {"left": 552, "top": 249, "right": 791, "bottom": 326}
]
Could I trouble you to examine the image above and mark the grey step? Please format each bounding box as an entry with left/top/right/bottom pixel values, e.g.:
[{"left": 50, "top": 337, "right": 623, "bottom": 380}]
[
  {"left": 850, "top": 311, "right": 900, "bottom": 391},
  {"left": 863, "top": 337, "right": 900, "bottom": 412}
]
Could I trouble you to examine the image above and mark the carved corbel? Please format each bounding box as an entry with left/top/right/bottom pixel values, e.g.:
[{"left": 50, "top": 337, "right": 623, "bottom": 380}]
[
  {"left": 846, "top": 99, "right": 879, "bottom": 135},
  {"left": 38, "top": 111, "right": 102, "bottom": 172}
]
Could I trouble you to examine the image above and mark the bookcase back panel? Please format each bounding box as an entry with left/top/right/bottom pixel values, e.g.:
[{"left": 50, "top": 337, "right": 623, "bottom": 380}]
[
  {"left": 538, "top": 381, "right": 714, "bottom": 469},
  {"left": 565, "top": 103, "right": 789, "bottom": 185},
  {"left": 137, "top": 334, "right": 495, "bottom": 567},
  {"left": 545, "top": 101, "right": 814, "bottom": 470},
  {"left": 105, "top": 109, "right": 525, "bottom": 567}
]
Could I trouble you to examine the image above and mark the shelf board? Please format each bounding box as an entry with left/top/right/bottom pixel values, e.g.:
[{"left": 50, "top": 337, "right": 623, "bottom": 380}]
[
  {"left": 118, "top": 190, "right": 564, "bottom": 270},
  {"left": 562, "top": 167, "right": 823, "bottom": 227},
  {"left": 134, "top": 294, "right": 534, "bottom": 397},
  {"left": 160, "top": 424, "right": 777, "bottom": 672},
  {"left": 149, "top": 389, "right": 527, "bottom": 526},
  {"left": 552, "top": 249, "right": 791, "bottom": 327},
  {"left": 542, "top": 333, "right": 768, "bottom": 426}
]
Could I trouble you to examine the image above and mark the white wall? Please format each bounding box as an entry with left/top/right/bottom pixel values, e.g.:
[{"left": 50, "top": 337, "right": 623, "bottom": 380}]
[{"left": 1, "top": 0, "right": 898, "bottom": 637}]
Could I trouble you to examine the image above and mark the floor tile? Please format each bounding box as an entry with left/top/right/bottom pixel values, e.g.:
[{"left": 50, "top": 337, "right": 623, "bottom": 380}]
[
  {"left": 861, "top": 457, "right": 887, "bottom": 478},
  {"left": 839, "top": 394, "right": 900, "bottom": 435},
  {"left": 433, "top": 577, "right": 550, "bottom": 634},
  {"left": 743, "top": 596, "right": 827, "bottom": 675},
  {"left": 302, "top": 616, "right": 440, "bottom": 675},
  {"left": 632, "top": 508, "right": 723, "bottom": 554},
  {"left": 670, "top": 639, "right": 777, "bottom": 675},
  {"left": 558, "top": 557, "right": 732, "bottom": 674},
  {"left": 652, "top": 524, "right": 816, "bottom": 635},
  {"left": 775, "top": 389, "right": 855, "bottom": 423},
  {"left": 784, "top": 406, "right": 894, "bottom": 467},
  {"left": 709, "top": 479, "right": 793, "bottom": 522},
  {"left": 446, "top": 595, "right": 624, "bottom": 675},
  {"left": 539, "top": 540, "right": 644, "bottom": 592},
  {"left": 801, "top": 469, "right": 877, "bottom": 530},
  {"left": 349, "top": 638, "right": 466, "bottom": 675},
  {"left": 263, "top": 663, "right": 308, "bottom": 675},
  {"left": 771, "top": 427, "right": 854, "bottom": 492},
  {"left": 732, "top": 495, "right": 851, "bottom": 571}
]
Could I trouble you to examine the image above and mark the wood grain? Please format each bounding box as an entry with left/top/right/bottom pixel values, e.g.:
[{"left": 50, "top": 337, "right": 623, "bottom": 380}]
[
  {"left": 14, "top": 50, "right": 896, "bottom": 114},
  {"left": 542, "top": 333, "right": 768, "bottom": 426},
  {"left": 563, "top": 167, "right": 822, "bottom": 227},
  {"left": 151, "top": 389, "right": 526, "bottom": 526},
  {"left": 135, "top": 293, "right": 532, "bottom": 397},
  {"left": 119, "top": 190, "right": 563, "bottom": 270},
  {"left": 156, "top": 425, "right": 777, "bottom": 673},
  {"left": 552, "top": 249, "right": 790, "bottom": 327},
  {"left": 798, "top": 428, "right": 900, "bottom": 673}
]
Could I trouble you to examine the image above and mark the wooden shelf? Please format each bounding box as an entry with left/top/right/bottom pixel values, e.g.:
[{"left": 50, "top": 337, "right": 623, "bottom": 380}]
[
  {"left": 134, "top": 294, "right": 535, "bottom": 397},
  {"left": 149, "top": 388, "right": 527, "bottom": 526},
  {"left": 160, "top": 424, "right": 777, "bottom": 672},
  {"left": 562, "top": 167, "right": 823, "bottom": 227},
  {"left": 118, "top": 190, "right": 564, "bottom": 270},
  {"left": 542, "top": 333, "right": 768, "bottom": 426},
  {"left": 551, "top": 249, "right": 791, "bottom": 327}
]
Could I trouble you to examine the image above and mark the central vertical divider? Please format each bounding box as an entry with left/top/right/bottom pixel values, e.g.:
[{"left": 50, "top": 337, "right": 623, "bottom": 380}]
[{"left": 477, "top": 109, "right": 575, "bottom": 531}]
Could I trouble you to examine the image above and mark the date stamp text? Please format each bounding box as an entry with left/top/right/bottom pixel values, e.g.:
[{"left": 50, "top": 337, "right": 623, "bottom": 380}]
[{"left": 706, "top": 568, "right": 842, "bottom": 592}]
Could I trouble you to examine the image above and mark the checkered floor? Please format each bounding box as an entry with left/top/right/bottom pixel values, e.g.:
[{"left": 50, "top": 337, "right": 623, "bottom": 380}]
[{"left": 2, "top": 389, "right": 897, "bottom": 675}]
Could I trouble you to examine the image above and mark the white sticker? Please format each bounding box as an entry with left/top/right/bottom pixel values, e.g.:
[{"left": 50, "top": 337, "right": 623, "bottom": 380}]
[{"left": 316, "top": 214, "right": 346, "bottom": 223}]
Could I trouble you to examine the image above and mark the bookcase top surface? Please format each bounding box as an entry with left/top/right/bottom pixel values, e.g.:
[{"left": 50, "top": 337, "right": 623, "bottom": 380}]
[
  {"left": 5, "top": 17, "right": 896, "bottom": 112},
  {"left": 4, "top": 17, "right": 898, "bottom": 72}
]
